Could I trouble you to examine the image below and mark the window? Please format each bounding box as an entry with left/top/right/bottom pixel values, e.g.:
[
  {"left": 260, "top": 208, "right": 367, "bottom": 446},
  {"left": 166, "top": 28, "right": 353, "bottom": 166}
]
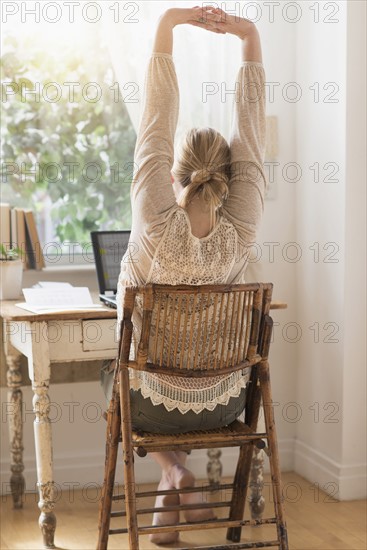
[{"left": 1, "top": 13, "right": 136, "bottom": 265}]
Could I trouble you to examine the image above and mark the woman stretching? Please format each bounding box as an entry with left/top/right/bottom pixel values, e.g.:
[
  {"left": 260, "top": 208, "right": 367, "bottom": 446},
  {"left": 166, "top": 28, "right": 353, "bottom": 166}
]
[{"left": 110, "top": 5, "right": 266, "bottom": 545}]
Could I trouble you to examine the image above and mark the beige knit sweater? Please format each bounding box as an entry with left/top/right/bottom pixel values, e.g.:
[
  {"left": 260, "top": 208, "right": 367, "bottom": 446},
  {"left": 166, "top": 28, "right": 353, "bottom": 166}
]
[{"left": 116, "top": 52, "right": 267, "bottom": 414}]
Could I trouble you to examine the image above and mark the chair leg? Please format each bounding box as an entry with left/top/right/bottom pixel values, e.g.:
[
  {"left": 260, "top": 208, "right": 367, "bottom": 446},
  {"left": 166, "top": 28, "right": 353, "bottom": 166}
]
[
  {"left": 97, "top": 393, "right": 121, "bottom": 550},
  {"left": 119, "top": 369, "right": 139, "bottom": 550},
  {"left": 227, "top": 368, "right": 262, "bottom": 542},
  {"left": 226, "top": 443, "right": 254, "bottom": 543},
  {"left": 259, "top": 360, "right": 289, "bottom": 550}
]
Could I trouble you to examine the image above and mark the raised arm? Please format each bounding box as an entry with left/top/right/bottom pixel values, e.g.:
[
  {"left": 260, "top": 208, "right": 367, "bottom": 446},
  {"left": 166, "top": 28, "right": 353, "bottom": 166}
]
[
  {"left": 221, "top": 15, "right": 266, "bottom": 249},
  {"left": 193, "top": 10, "right": 266, "bottom": 247},
  {"left": 130, "top": 12, "right": 178, "bottom": 233},
  {"left": 221, "top": 15, "right": 266, "bottom": 247},
  {"left": 238, "top": 20, "right": 262, "bottom": 63},
  {"left": 132, "top": 8, "right": 222, "bottom": 234}
]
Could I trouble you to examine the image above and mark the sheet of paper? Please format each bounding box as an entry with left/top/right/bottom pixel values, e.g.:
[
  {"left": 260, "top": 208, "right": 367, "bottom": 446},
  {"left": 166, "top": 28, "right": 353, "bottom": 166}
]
[
  {"left": 33, "top": 282, "right": 73, "bottom": 289},
  {"left": 15, "top": 302, "right": 104, "bottom": 314},
  {"left": 22, "top": 287, "right": 95, "bottom": 307}
]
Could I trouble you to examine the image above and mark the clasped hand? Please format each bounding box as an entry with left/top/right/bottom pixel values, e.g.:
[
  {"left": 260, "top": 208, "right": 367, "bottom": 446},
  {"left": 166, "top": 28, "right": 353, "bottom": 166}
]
[{"left": 163, "top": 5, "right": 255, "bottom": 39}]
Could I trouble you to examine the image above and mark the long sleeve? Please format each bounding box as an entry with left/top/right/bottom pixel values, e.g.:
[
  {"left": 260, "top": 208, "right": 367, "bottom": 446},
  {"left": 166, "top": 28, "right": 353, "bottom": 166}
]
[
  {"left": 222, "top": 61, "right": 267, "bottom": 248},
  {"left": 130, "top": 53, "right": 179, "bottom": 233}
]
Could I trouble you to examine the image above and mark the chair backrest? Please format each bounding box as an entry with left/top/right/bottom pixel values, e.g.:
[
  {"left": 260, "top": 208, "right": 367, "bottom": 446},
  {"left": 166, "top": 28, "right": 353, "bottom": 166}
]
[{"left": 119, "top": 283, "right": 273, "bottom": 378}]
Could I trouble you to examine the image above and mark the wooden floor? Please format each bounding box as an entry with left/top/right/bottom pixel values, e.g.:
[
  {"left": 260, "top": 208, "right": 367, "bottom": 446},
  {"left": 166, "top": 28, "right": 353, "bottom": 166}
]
[{"left": 1, "top": 472, "right": 366, "bottom": 550}]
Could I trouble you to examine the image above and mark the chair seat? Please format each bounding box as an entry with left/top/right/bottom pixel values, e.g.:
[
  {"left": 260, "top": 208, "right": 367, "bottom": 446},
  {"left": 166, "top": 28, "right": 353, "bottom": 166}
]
[{"left": 130, "top": 420, "right": 267, "bottom": 453}]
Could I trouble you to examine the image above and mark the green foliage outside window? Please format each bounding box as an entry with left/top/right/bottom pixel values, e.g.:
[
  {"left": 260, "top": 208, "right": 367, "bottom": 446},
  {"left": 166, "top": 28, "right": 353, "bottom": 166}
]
[{"left": 1, "top": 28, "right": 136, "bottom": 250}]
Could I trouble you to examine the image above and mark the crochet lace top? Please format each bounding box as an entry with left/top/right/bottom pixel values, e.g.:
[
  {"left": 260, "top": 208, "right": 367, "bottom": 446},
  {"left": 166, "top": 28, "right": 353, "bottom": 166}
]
[{"left": 115, "top": 53, "right": 267, "bottom": 414}]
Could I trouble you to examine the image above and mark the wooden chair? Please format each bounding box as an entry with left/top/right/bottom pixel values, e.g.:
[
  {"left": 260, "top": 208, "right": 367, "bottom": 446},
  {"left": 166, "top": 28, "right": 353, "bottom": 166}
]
[{"left": 97, "top": 283, "right": 289, "bottom": 549}]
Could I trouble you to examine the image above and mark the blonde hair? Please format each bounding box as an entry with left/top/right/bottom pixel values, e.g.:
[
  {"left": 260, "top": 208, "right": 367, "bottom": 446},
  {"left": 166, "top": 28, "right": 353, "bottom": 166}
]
[{"left": 172, "top": 127, "right": 231, "bottom": 230}]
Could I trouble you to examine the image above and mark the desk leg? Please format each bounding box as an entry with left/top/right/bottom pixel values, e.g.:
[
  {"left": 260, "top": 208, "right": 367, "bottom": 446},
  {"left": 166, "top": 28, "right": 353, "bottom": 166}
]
[
  {"left": 249, "top": 447, "right": 265, "bottom": 519},
  {"left": 250, "top": 404, "right": 265, "bottom": 520},
  {"left": 6, "top": 350, "right": 25, "bottom": 508},
  {"left": 32, "top": 383, "right": 56, "bottom": 548},
  {"left": 29, "top": 322, "right": 56, "bottom": 549},
  {"left": 207, "top": 449, "right": 222, "bottom": 487}
]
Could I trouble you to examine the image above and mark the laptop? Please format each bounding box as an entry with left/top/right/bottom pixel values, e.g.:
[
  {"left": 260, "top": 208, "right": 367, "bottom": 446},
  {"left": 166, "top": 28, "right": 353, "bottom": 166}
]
[{"left": 91, "top": 230, "right": 131, "bottom": 308}]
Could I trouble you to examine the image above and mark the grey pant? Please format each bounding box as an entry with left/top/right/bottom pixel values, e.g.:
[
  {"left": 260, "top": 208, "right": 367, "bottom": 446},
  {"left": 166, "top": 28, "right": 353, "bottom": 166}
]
[{"left": 101, "top": 361, "right": 248, "bottom": 435}]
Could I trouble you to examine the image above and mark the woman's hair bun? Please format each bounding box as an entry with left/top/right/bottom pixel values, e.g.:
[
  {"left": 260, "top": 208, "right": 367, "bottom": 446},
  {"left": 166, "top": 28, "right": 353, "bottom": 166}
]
[
  {"left": 174, "top": 127, "right": 231, "bottom": 218},
  {"left": 190, "top": 168, "right": 212, "bottom": 186}
]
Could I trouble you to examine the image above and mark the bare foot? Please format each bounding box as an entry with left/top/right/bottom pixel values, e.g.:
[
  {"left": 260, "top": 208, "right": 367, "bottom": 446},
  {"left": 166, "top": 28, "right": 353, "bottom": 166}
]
[
  {"left": 167, "top": 463, "right": 195, "bottom": 491},
  {"left": 149, "top": 475, "right": 180, "bottom": 545},
  {"left": 167, "top": 464, "right": 216, "bottom": 524}
]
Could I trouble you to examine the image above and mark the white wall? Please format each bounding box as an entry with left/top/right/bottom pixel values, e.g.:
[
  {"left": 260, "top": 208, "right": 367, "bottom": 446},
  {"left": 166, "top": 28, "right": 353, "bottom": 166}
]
[
  {"left": 341, "top": 0, "right": 366, "bottom": 497},
  {"left": 294, "top": 0, "right": 366, "bottom": 500}
]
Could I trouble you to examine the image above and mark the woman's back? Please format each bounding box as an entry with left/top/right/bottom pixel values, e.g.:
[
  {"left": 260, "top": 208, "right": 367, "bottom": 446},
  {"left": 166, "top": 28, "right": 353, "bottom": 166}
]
[
  {"left": 147, "top": 208, "right": 237, "bottom": 285},
  {"left": 118, "top": 205, "right": 251, "bottom": 414}
]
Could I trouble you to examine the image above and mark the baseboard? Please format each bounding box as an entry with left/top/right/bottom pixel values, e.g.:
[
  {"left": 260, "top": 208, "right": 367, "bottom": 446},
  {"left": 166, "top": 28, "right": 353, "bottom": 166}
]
[
  {"left": 0, "top": 439, "right": 294, "bottom": 497},
  {"left": 3, "top": 439, "right": 364, "bottom": 501},
  {"left": 294, "top": 439, "right": 367, "bottom": 500}
]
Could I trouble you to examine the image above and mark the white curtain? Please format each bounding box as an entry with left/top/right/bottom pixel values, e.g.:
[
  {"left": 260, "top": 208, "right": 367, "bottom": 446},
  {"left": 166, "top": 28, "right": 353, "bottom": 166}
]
[{"left": 99, "top": 0, "right": 244, "bottom": 154}]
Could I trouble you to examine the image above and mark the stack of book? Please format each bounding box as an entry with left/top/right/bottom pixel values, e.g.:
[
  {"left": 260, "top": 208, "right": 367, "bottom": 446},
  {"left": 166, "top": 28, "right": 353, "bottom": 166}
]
[{"left": 0, "top": 203, "right": 45, "bottom": 270}]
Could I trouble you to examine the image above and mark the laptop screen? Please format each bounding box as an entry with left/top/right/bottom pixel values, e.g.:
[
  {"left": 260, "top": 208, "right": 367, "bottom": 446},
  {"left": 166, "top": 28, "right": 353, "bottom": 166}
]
[{"left": 91, "top": 231, "right": 131, "bottom": 293}]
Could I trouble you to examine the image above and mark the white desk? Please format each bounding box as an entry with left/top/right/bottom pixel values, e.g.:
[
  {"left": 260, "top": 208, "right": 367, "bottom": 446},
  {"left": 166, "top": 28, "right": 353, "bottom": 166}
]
[
  {"left": 1, "top": 297, "right": 286, "bottom": 548},
  {"left": 2, "top": 299, "right": 117, "bottom": 548}
]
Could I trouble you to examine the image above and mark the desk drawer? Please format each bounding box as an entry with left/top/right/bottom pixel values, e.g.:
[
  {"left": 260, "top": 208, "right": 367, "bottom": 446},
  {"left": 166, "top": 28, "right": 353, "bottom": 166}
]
[{"left": 82, "top": 319, "right": 118, "bottom": 351}]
